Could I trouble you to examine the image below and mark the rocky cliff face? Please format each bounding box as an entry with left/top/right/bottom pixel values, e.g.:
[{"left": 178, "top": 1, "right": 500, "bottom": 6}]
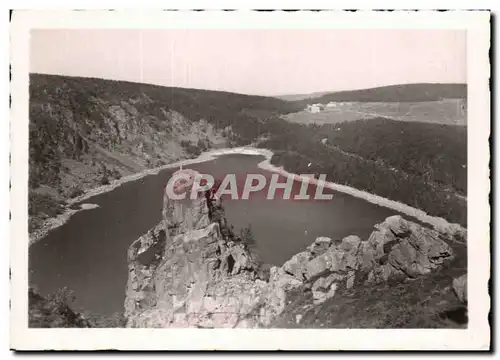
[
  {"left": 124, "top": 170, "right": 466, "bottom": 328},
  {"left": 125, "top": 169, "right": 269, "bottom": 327},
  {"left": 29, "top": 74, "right": 229, "bottom": 233}
]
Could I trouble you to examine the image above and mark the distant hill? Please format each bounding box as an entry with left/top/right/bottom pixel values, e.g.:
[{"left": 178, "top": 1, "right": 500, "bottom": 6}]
[
  {"left": 276, "top": 91, "right": 331, "bottom": 101},
  {"left": 280, "top": 83, "right": 467, "bottom": 104}
]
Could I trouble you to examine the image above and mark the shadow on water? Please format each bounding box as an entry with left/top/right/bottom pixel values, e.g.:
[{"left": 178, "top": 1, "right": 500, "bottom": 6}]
[{"left": 29, "top": 154, "right": 418, "bottom": 316}]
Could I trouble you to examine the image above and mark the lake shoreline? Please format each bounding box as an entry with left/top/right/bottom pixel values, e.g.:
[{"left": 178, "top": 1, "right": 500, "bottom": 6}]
[
  {"left": 29, "top": 203, "right": 101, "bottom": 246},
  {"left": 29, "top": 146, "right": 465, "bottom": 246}
]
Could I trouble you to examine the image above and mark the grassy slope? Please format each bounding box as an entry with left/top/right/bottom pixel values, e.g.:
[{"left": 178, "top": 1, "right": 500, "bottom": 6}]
[
  {"left": 283, "top": 99, "right": 467, "bottom": 126},
  {"left": 287, "top": 83, "right": 467, "bottom": 105}
]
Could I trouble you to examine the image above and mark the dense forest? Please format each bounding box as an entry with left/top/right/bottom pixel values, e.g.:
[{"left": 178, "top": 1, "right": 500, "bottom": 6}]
[
  {"left": 255, "top": 117, "right": 467, "bottom": 226},
  {"left": 31, "top": 73, "right": 302, "bottom": 137},
  {"left": 313, "top": 118, "right": 467, "bottom": 195}
]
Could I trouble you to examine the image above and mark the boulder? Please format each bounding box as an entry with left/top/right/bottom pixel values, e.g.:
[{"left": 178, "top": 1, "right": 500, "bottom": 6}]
[
  {"left": 282, "top": 251, "right": 311, "bottom": 280},
  {"left": 452, "top": 274, "right": 467, "bottom": 303},
  {"left": 270, "top": 266, "right": 303, "bottom": 291},
  {"left": 312, "top": 276, "right": 329, "bottom": 292},
  {"left": 226, "top": 243, "right": 251, "bottom": 275},
  {"left": 315, "top": 237, "right": 332, "bottom": 245},
  {"left": 312, "top": 283, "right": 338, "bottom": 305},
  {"left": 307, "top": 237, "right": 332, "bottom": 256},
  {"left": 340, "top": 235, "right": 362, "bottom": 252},
  {"left": 305, "top": 251, "right": 335, "bottom": 279},
  {"left": 433, "top": 219, "right": 467, "bottom": 242},
  {"left": 363, "top": 216, "right": 454, "bottom": 279},
  {"left": 312, "top": 272, "right": 342, "bottom": 292},
  {"left": 305, "top": 240, "right": 361, "bottom": 281}
]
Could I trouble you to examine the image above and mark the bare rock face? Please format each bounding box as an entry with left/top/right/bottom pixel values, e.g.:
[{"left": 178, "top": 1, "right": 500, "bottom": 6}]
[
  {"left": 282, "top": 251, "right": 312, "bottom": 280},
  {"left": 279, "top": 216, "right": 456, "bottom": 306},
  {"left": 161, "top": 168, "right": 210, "bottom": 238},
  {"left": 126, "top": 213, "right": 266, "bottom": 327},
  {"left": 126, "top": 170, "right": 287, "bottom": 328},
  {"left": 312, "top": 282, "right": 338, "bottom": 305},
  {"left": 433, "top": 219, "right": 467, "bottom": 243},
  {"left": 307, "top": 237, "right": 332, "bottom": 256},
  {"left": 303, "top": 235, "right": 362, "bottom": 282},
  {"left": 125, "top": 177, "right": 459, "bottom": 327},
  {"left": 367, "top": 216, "right": 455, "bottom": 281}
]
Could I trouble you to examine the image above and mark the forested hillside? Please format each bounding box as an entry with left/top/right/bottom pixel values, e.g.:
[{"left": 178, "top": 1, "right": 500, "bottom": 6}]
[
  {"left": 314, "top": 118, "right": 467, "bottom": 195},
  {"left": 256, "top": 117, "right": 467, "bottom": 225},
  {"left": 290, "top": 83, "right": 467, "bottom": 105},
  {"left": 29, "top": 74, "right": 301, "bottom": 232}
]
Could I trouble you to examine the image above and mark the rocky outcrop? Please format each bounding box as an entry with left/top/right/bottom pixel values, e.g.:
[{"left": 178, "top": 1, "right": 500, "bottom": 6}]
[
  {"left": 280, "top": 216, "right": 454, "bottom": 303},
  {"left": 280, "top": 216, "right": 455, "bottom": 306},
  {"left": 282, "top": 251, "right": 312, "bottom": 280},
  {"left": 124, "top": 170, "right": 459, "bottom": 327},
  {"left": 125, "top": 169, "right": 277, "bottom": 328}
]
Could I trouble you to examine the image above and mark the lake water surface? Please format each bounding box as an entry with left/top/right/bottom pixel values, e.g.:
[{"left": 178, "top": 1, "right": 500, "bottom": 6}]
[{"left": 29, "top": 153, "right": 405, "bottom": 316}]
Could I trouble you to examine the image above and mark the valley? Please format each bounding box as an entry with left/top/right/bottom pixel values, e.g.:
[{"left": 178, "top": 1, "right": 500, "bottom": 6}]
[{"left": 27, "top": 75, "right": 468, "bottom": 329}]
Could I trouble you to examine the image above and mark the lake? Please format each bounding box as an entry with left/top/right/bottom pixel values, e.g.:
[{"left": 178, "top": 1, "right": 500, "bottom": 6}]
[{"left": 29, "top": 153, "right": 405, "bottom": 316}]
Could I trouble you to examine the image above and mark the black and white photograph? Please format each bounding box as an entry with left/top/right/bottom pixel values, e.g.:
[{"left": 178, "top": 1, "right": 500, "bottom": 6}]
[{"left": 9, "top": 9, "right": 490, "bottom": 350}]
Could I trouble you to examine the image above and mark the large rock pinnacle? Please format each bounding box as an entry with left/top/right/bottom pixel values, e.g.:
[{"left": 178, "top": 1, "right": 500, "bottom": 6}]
[{"left": 125, "top": 173, "right": 460, "bottom": 328}]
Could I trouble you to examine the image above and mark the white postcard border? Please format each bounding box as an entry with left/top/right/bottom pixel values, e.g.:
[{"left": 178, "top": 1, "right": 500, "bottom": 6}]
[{"left": 10, "top": 10, "right": 490, "bottom": 350}]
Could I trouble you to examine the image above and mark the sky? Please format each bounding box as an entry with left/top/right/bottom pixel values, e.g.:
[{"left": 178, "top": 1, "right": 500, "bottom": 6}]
[{"left": 30, "top": 29, "right": 466, "bottom": 96}]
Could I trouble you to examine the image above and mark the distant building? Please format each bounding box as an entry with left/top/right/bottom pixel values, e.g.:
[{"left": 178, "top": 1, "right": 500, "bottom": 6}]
[
  {"left": 306, "top": 104, "right": 321, "bottom": 113},
  {"left": 326, "top": 102, "right": 337, "bottom": 108}
]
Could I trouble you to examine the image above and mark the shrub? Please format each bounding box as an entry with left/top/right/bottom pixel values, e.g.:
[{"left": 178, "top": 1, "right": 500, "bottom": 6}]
[
  {"left": 86, "top": 312, "right": 127, "bottom": 328},
  {"left": 29, "top": 287, "right": 90, "bottom": 328},
  {"left": 197, "top": 138, "right": 210, "bottom": 152},
  {"left": 180, "top": 140, "right": 202, "bottom": 157},
  {"left": 28, "top": 192, "right": 65, "bottom": 217},
  {"left": 28, "top": 287, "right": 128, "bottom": 328},
  {"left": 240, "top": 225, "right": 257, "bottom": 249},
  {"left": 110, "top": 167, "right": 122, "bottom": 180},
  {"left": 67, "top": 185, "right": 85, "bottom": 199},
  {"left": 100, "top": 175, "right": 110, "bottom": 185},
  {"left": 46, "top": 286, "right": 76, "bottom": 308}
]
